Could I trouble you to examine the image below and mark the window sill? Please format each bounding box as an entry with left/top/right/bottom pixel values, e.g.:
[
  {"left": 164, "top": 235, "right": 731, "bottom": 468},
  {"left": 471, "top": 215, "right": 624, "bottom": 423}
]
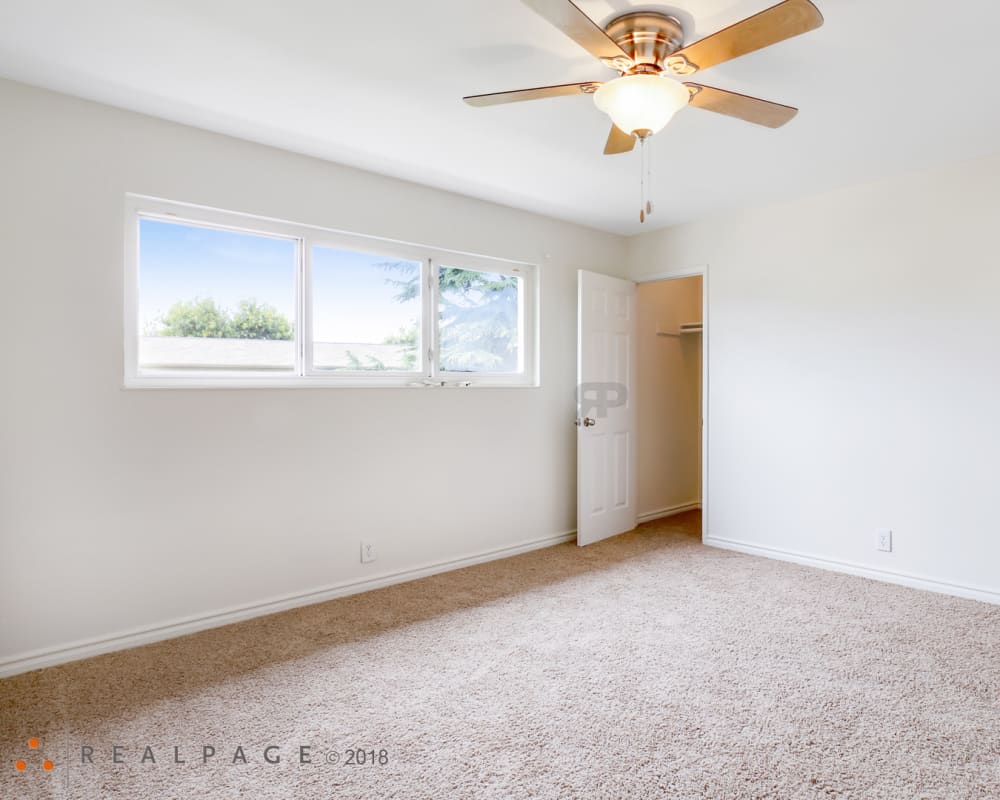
[{"left": 123, "top": 376, "right": 540, "bottom": 390}]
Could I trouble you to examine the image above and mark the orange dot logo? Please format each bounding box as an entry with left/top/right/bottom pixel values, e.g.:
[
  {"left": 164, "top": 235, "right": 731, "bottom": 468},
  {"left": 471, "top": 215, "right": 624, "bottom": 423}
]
[{"left": 14, "top": 737, "right": 53, "bottom": 775}]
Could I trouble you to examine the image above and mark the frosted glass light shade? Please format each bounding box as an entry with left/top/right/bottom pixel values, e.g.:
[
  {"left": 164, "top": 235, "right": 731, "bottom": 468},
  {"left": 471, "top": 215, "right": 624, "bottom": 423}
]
[{"left": 593, "top": 74, "right": 689, "bottom": 136}]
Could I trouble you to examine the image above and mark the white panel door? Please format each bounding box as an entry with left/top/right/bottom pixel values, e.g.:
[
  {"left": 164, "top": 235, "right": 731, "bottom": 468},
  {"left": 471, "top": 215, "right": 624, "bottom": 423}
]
[{"left": 577, "top": 270, "right": 637, "bottom": 546}]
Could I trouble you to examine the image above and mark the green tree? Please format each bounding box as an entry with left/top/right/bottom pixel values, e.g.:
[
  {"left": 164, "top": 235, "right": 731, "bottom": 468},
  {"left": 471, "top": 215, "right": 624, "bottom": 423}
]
[
  {"left": 437, "top": 268, "right": 519, "bottom": 371},
  {"left": 227, "top": 299, "right": 293, "bottom": 340},
  {"left": 384, "top": 262, "right": 513, "bottom": 303},
  {"left": 382, "top": 262, "right": 518, "bottom": 372},
  {"left": 156, "top": 298, "right": 293, "bottom": 340},
  {"left": 344, "top": 350, "right": 388, "bottom": 370},
  {"left": 383, "top": 324, "right": 418, "bottom": 370},
  {"left": 160, "top": 298, "right": 229, "bottom": 338}
]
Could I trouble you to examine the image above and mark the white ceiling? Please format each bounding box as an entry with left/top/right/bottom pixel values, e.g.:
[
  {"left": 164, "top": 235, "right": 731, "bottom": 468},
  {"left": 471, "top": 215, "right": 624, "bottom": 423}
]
[{"left": 1, "top": 0, "right": 998, "bottom": 235}]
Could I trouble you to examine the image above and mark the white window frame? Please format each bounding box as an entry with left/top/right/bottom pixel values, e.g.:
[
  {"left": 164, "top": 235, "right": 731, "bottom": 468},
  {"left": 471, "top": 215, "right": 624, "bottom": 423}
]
[{"left": 124, "top": 194, "right": 539, "bottom": 389}]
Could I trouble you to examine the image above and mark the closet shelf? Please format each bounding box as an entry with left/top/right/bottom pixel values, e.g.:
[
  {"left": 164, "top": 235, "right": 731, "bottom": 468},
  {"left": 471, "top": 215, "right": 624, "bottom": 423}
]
[{"left": 656, "top": 322, "right": 703, "bottom": 337}]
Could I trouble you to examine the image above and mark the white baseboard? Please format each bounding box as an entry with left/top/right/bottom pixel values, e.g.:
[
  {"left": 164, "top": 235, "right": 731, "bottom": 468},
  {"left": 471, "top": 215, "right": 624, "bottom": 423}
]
[
  {"left": 704, "top": 535, "right": 1000, "bottom": 606},
  {"left": 637, "top": 501, "right": 702, "bottom": 525},
  {"left": 0, "top": 530, "right": 576, "bottom": 679}
]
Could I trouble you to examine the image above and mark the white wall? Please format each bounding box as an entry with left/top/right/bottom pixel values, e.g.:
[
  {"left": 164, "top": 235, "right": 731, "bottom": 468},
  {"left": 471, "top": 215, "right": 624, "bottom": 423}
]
[
  {"left": 636, "top": 277, "right": 702, "bottom": 518},
  {"left": 0, "top": 78, "right": 628, "bottom": 674},
  {"left": 627, "top": 152, "right": 1000, "bottom": 603}
]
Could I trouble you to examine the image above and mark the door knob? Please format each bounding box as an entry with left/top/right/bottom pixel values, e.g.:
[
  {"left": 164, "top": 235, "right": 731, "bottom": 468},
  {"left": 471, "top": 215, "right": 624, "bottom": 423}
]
[{"left": 575, "top": 417, "right": 597, "bottom": 427}]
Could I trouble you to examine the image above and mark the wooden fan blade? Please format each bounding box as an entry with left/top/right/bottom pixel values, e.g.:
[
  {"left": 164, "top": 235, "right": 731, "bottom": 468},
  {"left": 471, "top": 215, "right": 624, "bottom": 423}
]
[
  {"left": 685, "top": 83, "right": 798, "bottom": 128},
  {"left": 671, "top": 0, "right": 823, "bottom": 75},
  {"left": 604, "top": 124, "right": 636, "bottom": 154},
  {"left": 522, "top": 0, "right": 633, "bottom": 68},
  {"left": 464, "top": 81, "right": 601, "bottom": 107}
]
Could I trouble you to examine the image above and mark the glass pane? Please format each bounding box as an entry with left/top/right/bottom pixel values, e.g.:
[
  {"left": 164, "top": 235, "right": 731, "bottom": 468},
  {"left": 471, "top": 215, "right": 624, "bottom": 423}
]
[
  {"left": 138, "top": 218, "right": 296, "bottom": 372},
  {"left": 311, "top": 247, "right": 422, "bottom": 372},
  {"left": 438, "top": 267, "right": 521, "bottom": 373}
]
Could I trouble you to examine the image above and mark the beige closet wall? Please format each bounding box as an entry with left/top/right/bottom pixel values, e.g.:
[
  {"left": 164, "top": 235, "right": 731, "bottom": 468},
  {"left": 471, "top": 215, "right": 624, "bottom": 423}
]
[{"left": 636, "top": 276, "right": 703, "bottom": 518}]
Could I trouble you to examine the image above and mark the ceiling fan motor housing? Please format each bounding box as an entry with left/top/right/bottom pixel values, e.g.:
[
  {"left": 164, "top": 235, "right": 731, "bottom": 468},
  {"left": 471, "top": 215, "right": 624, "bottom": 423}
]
[
  {"left": 604, "top": 12, "right": 687, "bottom": 74},
  {"left": 462, "top": 0, "right": 824, "bottom": 137}
]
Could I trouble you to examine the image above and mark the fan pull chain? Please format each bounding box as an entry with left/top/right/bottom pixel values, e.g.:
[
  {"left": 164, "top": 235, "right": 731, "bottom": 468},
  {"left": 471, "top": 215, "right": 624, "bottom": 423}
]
[
  {"left": 646, "top": 138, "right": 654, "bottom": 218},
  {"left": 639, "top": 136, "right": 654, "bottom": 224},
  {"left": 639, "top": 136, "right": 646, "bottom": 224}
]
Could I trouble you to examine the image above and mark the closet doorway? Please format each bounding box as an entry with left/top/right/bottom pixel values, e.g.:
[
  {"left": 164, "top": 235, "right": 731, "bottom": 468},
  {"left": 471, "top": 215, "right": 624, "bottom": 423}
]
[{"left": 636, "top": 272, "right": 706, "bottom": 538}]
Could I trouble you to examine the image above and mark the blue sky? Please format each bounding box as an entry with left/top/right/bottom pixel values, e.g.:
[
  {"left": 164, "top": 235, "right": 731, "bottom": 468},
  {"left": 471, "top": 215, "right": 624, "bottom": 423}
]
[
  {"left": 312, "top": 246, "right": 419, "bottom": 343},
  {"left": 139, "top": 218, "right": 420, "bottom": 343}
]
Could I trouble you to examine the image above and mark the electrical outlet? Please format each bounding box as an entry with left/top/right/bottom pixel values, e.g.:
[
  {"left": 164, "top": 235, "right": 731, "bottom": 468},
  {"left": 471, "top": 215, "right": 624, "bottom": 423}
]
[
  {"left": 360, "top": 539, "right": 376, "bottom": 564},
  {"left": 876, "top": 528, "right": 892, "bottom": 553}
]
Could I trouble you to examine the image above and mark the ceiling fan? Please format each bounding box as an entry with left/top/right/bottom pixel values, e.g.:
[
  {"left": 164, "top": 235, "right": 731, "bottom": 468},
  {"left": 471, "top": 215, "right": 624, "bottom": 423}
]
[{"left": 463, "top": 0, "right": 824, "bottom": 155}]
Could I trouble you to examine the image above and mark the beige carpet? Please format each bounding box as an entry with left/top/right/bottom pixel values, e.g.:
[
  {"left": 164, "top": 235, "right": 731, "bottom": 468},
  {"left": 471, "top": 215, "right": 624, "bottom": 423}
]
[{"left": 2, "top": 512, "right": 998, "bottom": 799}]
